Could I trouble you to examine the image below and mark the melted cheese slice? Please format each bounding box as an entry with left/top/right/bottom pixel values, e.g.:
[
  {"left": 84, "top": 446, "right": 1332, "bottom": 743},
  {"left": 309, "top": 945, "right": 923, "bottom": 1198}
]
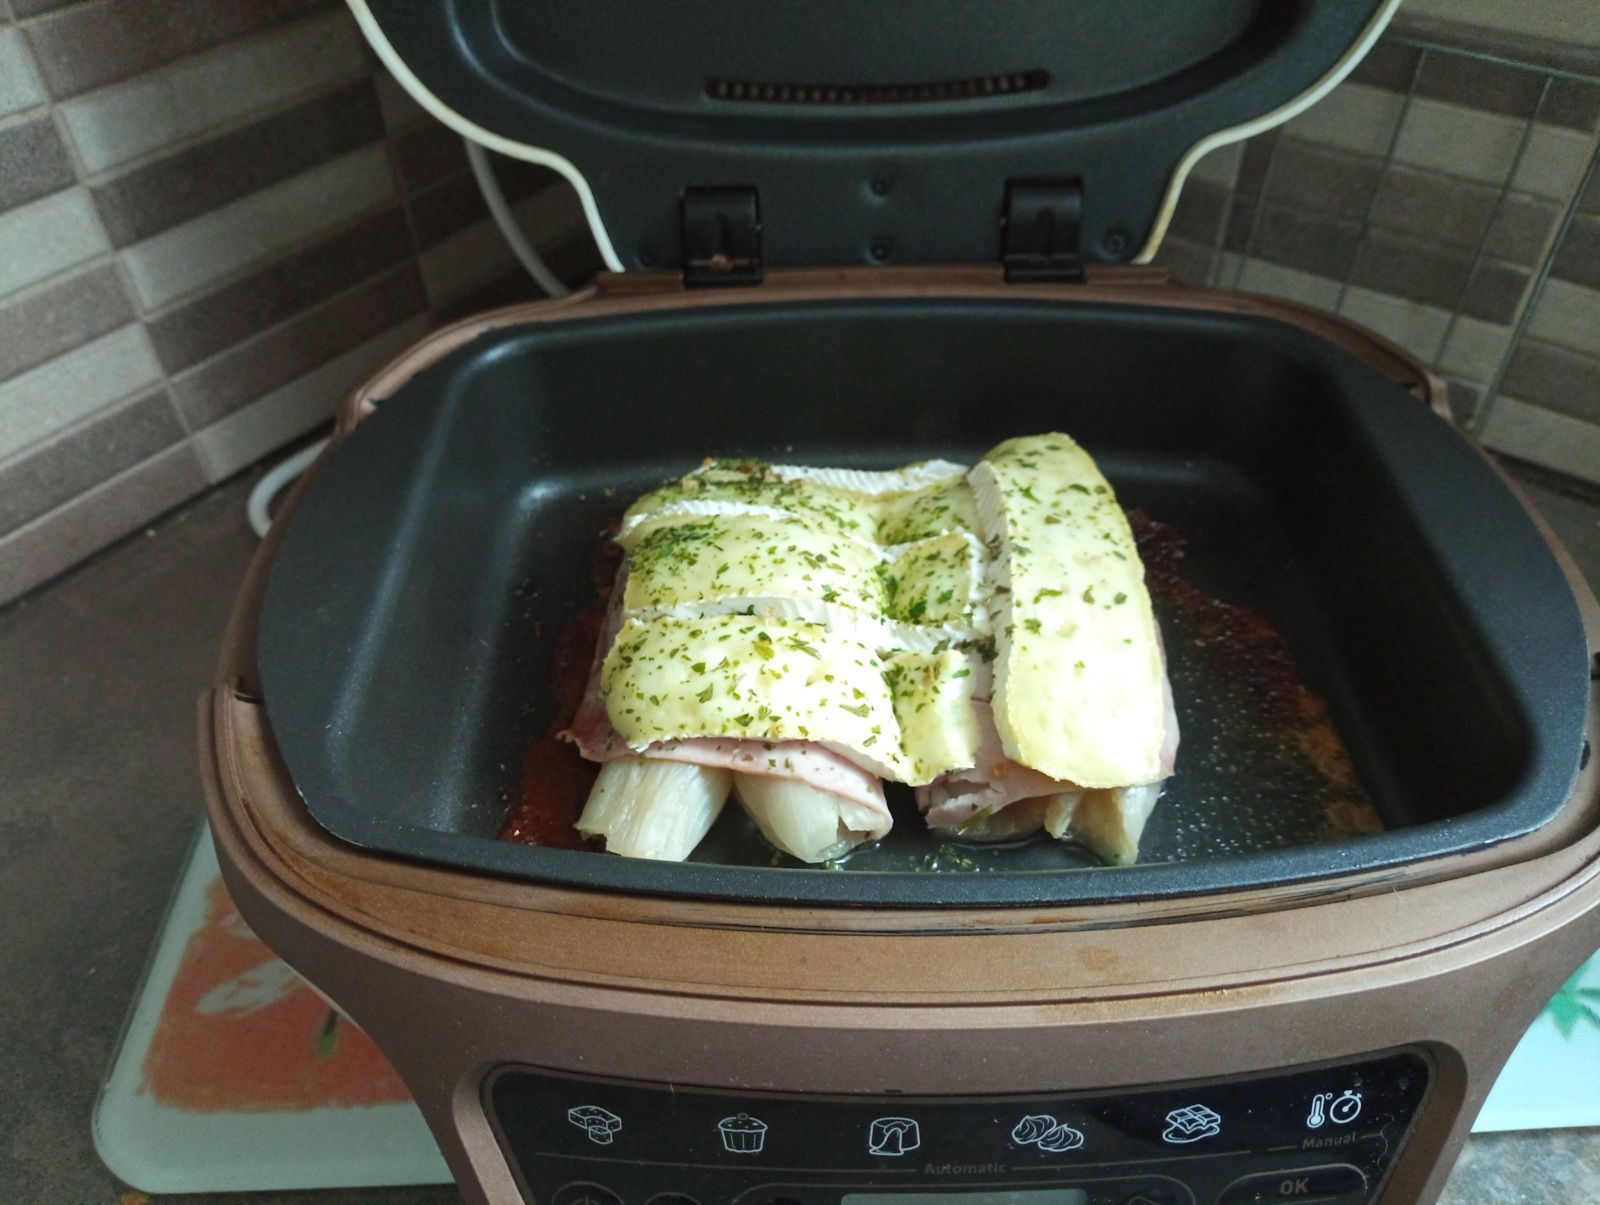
[
  {"left": 972, "top": 434, "right": 1166, "bottom": 788},
  {"left": 601, "top": 613, "right": 974, "bottom": 785},
  {"left": 622, "top": 514, "right": 882, "bottom": 617}
]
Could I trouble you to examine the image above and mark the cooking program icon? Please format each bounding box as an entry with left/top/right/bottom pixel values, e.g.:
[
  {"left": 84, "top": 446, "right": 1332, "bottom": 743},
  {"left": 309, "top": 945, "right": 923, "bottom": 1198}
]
[
  {"left": 1011, "top": 1114, "right": 1085, "bottom": 1153},
  {"left": 718, "top": 1113, "right": 769, "bottom": 1154},
  {"left": 867, "top": 1116, "right": 921, "bottom": 1156},
  {"left": 1162, "top": 1103, "right": 1222, "bottom": 1144},
  {"left": 566, "top": 1104, "right": 622, "bottom": 1145},
  {"left": 1308, "top": 1089, "right": 1364, "bottom": 1128}
]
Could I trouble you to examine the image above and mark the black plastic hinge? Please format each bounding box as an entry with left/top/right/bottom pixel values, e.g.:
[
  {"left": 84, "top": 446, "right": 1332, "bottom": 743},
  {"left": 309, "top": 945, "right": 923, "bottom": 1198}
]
[
  {"left": 682, "top": 186, "right": 762, "bottom": 287},
  {"left": 1003, "top": 178, "right": 1085, "bottom": 283}
]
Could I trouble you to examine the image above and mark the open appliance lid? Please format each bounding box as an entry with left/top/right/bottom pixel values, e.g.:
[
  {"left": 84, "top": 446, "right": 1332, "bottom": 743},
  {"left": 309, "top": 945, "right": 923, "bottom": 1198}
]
[{"left": 351, "top": 0, "right": 1400, "bottom": 275}]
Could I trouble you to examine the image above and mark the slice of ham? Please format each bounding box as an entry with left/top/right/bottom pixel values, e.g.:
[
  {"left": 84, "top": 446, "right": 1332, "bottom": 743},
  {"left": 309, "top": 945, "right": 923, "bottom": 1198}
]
[{"left": 560, "top": 560, "right": 891, "bottom": 827}]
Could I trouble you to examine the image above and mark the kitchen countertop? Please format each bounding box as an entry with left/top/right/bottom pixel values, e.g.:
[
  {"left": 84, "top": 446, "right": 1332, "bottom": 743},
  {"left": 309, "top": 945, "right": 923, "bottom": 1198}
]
[{"left": 2, "top": 461, "right": 1598, "bottom": 1205}]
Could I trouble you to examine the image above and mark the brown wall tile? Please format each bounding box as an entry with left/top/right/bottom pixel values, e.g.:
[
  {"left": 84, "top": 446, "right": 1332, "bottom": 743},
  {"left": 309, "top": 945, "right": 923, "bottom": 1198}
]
[
  {"left": 1540, "top": 78, "right": 1600, "bottom": 133},
  {"left": 1350, "top": 229, "right": 1471, "bottom": 310},
  {"left": 1445, "top": 379, "right": 1481, "bottom": 427},
  {"left": 1413, "top": 52, "right": 1544, "bottom": 119},
  {"left": 1248, "top": 204, "right": 1363, "bottom": 280},
  {"left": 21, "top": 0, "right": 332, "bottom": 100},
  {"left": 1459, "top": 260, "right": 1531, "bottom": 325},
  {"left": 143, "top": 206, "right": 412, "bottom": 373},
  {"left": 430, "top": 232, "right": 600, "bottom": 324},
  {"left": 1500, "top": 339, "right": 1600, "bottom": 423},
  {"left": 1149, "top": 237, "right": 1215, "bottom": 290},
  {"left": 91, "top": 80, "right": 382, "bottom": 248},
  {"left": 1552, "top": 214, "right": 1600, "bottom": 291},
  {"left": 1265, "top": 138, "right": 1383, "bottom": 220},
  {"left": 406, "top": 160, "right": 557, "bottom": 250},
  {"left": 1165, "top": 178, "right": 1228, "bottom": 245},
  {"left": 0, "top": 386, "right": 182, "bottom": 532},
  {"left": 0, "top": 440, "right": 206, "bottom": 606},
  {"left": 1581, "top": 168, "right": 1600, "bottom": 216},
  {"left": 10, "top": 0, "right": 79, "bottom": 16},
  {"left": 0, "top": 114, "right": 74, "bottom": 210},
  {"left": 1235, "top": 132, "right": 1276, "bottom": 197},
  {"left": 1484, "top": 193, "right": 1561, "bottom": 264},
  {"left": 0, "top": 263, "right": 132, "bottom": 382},
  {"left": 1369, "top": 166, "right": 1495, "bottom": 249},
  {"left": 1391, "top": 14, "right": 1600, "bottom": 83},
  {"left": 393, "top": 121, "right": 467, "bottom": 193},
  {"left": 1347, "top": 37, "right": 1420, "bottom": 93},
  {"left": 169, "top": 263, "right": 426, "bottom": 429},
  {"left": 1222, "top": 194, "right": 1256, "bottom": 253}
]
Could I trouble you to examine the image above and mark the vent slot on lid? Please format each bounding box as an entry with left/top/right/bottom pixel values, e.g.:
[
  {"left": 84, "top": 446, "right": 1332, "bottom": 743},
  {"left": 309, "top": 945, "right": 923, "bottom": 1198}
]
[{"left": 706, "top": 70, "right": 1048, "bottom": 105}]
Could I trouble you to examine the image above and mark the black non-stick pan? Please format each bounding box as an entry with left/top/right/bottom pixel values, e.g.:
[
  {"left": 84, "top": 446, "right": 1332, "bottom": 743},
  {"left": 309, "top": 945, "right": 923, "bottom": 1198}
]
[{"left": 258, "top": 297, "right": 1590, "bottom": 906}]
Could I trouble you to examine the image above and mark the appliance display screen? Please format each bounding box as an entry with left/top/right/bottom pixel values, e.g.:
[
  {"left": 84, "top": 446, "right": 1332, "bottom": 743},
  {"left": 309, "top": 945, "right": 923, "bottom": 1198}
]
[
  {"left": 843, "top": 1193, "right": 1089, "bottom": 1203},
  {"left": 488, "top": 1048, "right": 1431, "bottom": 1205}
]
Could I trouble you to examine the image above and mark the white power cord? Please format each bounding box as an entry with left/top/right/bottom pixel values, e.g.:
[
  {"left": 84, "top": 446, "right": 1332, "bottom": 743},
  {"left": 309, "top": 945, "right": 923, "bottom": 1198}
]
[
  {"left": 246, "top": 138, "right": 571, "bottom": 538},
  {"left": 465, "top": 138, "right": 571, "bottom": 301},
  {"left": 246, "top": 438, "right": 327, "bottom": 539}
]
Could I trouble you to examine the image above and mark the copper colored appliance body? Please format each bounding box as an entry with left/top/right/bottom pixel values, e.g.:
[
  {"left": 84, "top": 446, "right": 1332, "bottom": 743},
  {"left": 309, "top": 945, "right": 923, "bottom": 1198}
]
[{"left": 204, "top": 272, "right": 1600, "bottom": 1205}]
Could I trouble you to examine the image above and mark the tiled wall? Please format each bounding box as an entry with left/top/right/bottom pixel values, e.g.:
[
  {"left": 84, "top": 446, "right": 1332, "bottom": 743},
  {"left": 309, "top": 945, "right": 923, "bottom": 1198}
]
[
  {"left": 0, "top": 0, "right": 597, "bottom": 605},
  {"left": 2, "top": 3, "right": 1598, "bottom": 606},
  {"left": 1155, "top": 11, "right": 1600, "bottom": 485}
]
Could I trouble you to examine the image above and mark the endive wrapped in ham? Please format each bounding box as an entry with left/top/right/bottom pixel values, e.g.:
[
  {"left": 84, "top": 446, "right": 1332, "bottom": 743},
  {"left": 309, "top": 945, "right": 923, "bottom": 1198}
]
[{"left": 562, "top": 437, "right": 1178, "bottom": 865}]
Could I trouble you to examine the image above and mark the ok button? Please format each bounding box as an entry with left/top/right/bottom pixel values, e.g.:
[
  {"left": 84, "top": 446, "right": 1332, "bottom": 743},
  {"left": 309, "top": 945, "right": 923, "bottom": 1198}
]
[{"left": 1217, "top": 1163, "right": 1367, "bottom": 1203}]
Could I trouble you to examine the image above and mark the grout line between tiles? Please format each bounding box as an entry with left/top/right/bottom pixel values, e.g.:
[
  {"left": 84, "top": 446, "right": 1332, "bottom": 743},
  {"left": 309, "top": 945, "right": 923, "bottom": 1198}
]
[
  {"left": 1226, "top": 139, "right": 1276, "bottom": 290},
  {"left": 61, "top": 68, "right": 374, "bottom": 190},
  {"left": 1333, "top": 45, "right": 1426, "bottom": 313},
  {"left": 126, "top": 191, "right": 401, "bottom": 322},
  {"left": 165, "top": 260, "right": 425, "bottom": 436},
  {"left": 0, "top": 378, "right": 178, "bottom": 476},
  {"left": 1428, "top": 75, "right": 1553, "bottom": 377},
  {"left": 0, "top": 245, "right": 119, "bottom": 311},
  {"left": 1476, "top": 145, "right": 1600, "bottom": 434},
  {"left": 1391, "top": 32, "right": 1600, "bottom": 86}
]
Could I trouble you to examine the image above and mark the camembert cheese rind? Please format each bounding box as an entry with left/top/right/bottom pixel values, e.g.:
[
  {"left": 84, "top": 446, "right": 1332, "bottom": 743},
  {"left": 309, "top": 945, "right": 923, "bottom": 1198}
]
[{"left": 973, "top": 434, "right": 1166, "bottom": 788}]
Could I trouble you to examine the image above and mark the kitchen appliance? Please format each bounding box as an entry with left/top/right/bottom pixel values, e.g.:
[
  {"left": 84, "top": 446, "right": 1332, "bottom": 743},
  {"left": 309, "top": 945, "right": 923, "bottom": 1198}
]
[{"left": 202, "top": 2, "right": 1600, "bottom": 1203}]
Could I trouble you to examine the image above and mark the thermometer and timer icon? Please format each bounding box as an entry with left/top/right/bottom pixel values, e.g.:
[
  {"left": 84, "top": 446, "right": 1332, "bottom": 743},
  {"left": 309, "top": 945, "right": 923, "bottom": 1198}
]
[{"left": 1306, "top": 1088, "right": 1364, "bottom": 1128}]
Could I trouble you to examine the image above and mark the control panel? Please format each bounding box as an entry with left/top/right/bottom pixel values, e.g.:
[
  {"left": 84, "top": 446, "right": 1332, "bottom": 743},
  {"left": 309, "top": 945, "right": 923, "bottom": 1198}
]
[{"left": 487, "top": 1049, "right": 1430, "bottom": 1204}]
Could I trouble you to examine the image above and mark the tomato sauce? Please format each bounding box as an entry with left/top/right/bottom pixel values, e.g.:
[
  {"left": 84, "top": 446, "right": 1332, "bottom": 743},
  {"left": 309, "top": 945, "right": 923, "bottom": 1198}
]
[{"left": 497, "top": 531, "right": 620, "bottom": 850}]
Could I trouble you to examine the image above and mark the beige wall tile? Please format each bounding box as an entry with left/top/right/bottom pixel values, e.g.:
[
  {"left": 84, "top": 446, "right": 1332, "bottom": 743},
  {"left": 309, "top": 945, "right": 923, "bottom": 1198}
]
[
  {"left": 418, "top": 184, "right": 583, "bottom": 306},
  {"left": 0, "top": 187, "right": 110, "bottom": 297},
  {"left": 1402, "top": 0, "right": 1600, "bottom": 51},
  {"left": 1479, "top": 396, "right": 1600, "bottom": 486},
  {"left": 0, "top": 441, "right": 207, "bottom": 606},
  {"left": 1438, "top": 316, "right": 1514, "bottom": 381},
  {"left": 0, "top": 26, "right": 45, "bottom": 117},
  {"left": 0, "top": 323, "right": 160, "bottom": 460},
  {"left": 1526, "top": 278, "right": 1600, "bottom": 355},
  {"left": 373, "top": 67, "right": 428, "bottom": 134},
  {"left": 191, "top": 317, "right": 427, "bottom": 483},
  {"left": 56, "top": 10, "right": 364, "bottom": 174},
  {"left": 118, "top": 145, "right": 396, "bottom": 311},
  {"left": 1283, "top": 83, "right": 1405, "bottom": 157},
  {"left": 1188, "top": 140, "right": 1243, "bottom": 189},
  {"left": 1512, "top": 124, "right": 1600, "bottom": 202},
  {"left": 1236, "top": 259, "right": 1342, "bottom": 310},
  {"left": 1393, "top": 98, "right": 1525, "bottom": 185},
  {"left": 1339, "top": 286, "right": 1452, "bottom": 360}
]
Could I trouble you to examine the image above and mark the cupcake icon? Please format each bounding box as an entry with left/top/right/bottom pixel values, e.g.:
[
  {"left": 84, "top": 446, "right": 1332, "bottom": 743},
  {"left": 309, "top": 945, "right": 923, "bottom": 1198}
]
[{"left": 717, "top": 1113, "right": 769, "bottom": 1154}]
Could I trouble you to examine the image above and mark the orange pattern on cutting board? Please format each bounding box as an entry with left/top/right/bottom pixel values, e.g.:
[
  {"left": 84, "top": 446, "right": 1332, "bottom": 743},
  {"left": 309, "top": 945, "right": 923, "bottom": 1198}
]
[{"left": 140, "top": 878, "right": 410, "bottom": 1111}]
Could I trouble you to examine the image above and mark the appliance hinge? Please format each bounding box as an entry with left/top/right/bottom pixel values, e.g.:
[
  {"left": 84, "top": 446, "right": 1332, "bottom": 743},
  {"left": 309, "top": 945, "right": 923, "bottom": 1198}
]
[
  {"left": 682, "top": 186, "right": 763, "bottom": 287},
  {"left": 1003, "top": 178, "right": 1085, "bottom": 283}
]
